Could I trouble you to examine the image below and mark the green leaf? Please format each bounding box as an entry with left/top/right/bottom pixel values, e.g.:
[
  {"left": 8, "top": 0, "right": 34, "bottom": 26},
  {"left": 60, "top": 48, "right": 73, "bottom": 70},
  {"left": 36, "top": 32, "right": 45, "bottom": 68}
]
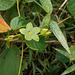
[
  {"left": 55, "top": 46, "right": 75, "bottom": 62},
  {"left": 0, "top": 0, "right": 16, "bottom": 11},
  {"left": 10, "top": 16, "right": 27, "bottom": 30},
  {"left": 0, "top": 45, "right": 22, "bottom": 75},
  {"left": 26, "top": 36, "right": 45, "bottom": 53},
  {"left": 67, "top": 0, "right": 75, "bottom": 18},
  {"left": 40, "top": 14, "right": 50, "bottom": 29},
  {"left": 61, "top": 64, "right": 75, "bottom": 75},
  {"left": 49, "top": 21, "right": 70, "bottom": 54},
  {"left": 39, "top": 0, "right": 53, "bottom": 14},
  {"left": 70, "top": 46, "right": 75, "bottom": 61},
  {"left": 55, "top": 48, "right": 69, "bottom": 58},
  {"left": 56, "top": 47, "right": 70, "bottom": 63}
]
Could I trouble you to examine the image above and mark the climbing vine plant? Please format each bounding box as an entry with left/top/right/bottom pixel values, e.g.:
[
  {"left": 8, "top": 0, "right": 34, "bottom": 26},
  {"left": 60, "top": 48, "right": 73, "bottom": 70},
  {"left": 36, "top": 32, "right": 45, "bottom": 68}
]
[{"left": 0, "top": 0, "right": 75, "bottom": 75}]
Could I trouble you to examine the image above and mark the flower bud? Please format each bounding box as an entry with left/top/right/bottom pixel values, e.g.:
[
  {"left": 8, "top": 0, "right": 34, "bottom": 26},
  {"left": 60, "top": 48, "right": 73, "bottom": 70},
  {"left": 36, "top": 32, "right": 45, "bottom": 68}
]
[
  {"left": 40, "top": 28, "right": 48, "bottom": 35},
  {"left": 42, "top": 32, "right": 51, "bottom": 36},
  {"left": 5, "top": 35, "right": 15, "bottom": 41},
  {"left": 8, "top": 35, "right": 15, "bottom": 38}
]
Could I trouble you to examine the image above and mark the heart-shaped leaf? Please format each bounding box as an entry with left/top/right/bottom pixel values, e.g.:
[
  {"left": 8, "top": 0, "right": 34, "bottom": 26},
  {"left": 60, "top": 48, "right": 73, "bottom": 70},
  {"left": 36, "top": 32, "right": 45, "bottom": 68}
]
[
  {"left": 0, "top": 45, "right": 22, "bottom": 75},
  {"left": 26, "top": 36, "right": 45, "bottom": 53},
  {"left": 0, "top": 15, "right": 11, "bottom": 33},
  {"left": 10, "top": 16, "right": 27, "bottom": 30},
  {"left": 0, "top": 0, "right": 16, "bottom": 11}
]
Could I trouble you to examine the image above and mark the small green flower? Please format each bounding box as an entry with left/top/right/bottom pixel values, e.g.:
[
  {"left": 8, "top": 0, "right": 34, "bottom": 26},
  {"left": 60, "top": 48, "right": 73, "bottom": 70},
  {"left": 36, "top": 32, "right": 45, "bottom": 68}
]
[{"left": 19, "top": 22, "right": 40, "bottom": 41}]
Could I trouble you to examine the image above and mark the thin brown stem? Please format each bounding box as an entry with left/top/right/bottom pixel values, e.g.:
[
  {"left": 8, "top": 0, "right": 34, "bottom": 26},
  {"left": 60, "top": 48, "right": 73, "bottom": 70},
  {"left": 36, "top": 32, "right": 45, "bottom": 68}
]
[
  {"left": 58, "top": 15, "right": 72, "bottom": 25},
  {"left": 0, "top": 38, "right": 26, "bottom": 43},
  {"left": 45, "top": 40, "right": 75, "bottom": 45},
  {"left": 52, "top": 10, "right": 59, "bottom": 20},
  {"left": 23, "top": 47, "right": 29, "bottom": 52},
  {"left": 0, "top": 38, "right": 75, "bottom": 45},
  {"left": 49, "top": 15, "right": 72, "bottom": 32}
]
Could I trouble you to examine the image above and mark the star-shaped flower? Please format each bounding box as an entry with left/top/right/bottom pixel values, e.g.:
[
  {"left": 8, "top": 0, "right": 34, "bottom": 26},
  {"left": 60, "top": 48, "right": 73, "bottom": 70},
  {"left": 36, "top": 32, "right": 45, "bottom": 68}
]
[{"left": 19, "top": 22, "right": 40, "bottom": 41}]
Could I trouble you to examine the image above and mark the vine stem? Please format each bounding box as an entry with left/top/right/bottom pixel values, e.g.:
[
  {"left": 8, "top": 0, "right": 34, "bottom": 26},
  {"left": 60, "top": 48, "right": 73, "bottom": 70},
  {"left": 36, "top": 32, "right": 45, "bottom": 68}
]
[
  {"left": 58, "top": 15, "right": 72, "bottom": 25},
  {"left": 18, "top": 39, "right": 23, "bottom": 75},
  {"left": 23, "top": 47, "right": 29, "bottom": 52},
  {"left": 17, "top": 0, "right": 20, "bottom": 17},
  {"left": 59, "top": 0, "right": 68, "bottom": 10},
  {"left": 0, "top": 38, "right": 75, "bottom": 45}
]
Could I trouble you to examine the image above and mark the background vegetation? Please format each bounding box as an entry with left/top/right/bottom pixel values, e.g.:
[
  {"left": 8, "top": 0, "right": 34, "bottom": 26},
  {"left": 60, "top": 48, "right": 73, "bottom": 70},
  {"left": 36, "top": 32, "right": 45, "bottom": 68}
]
[{"left": 0, "top": 0, "right": 75, "bottom": 75}]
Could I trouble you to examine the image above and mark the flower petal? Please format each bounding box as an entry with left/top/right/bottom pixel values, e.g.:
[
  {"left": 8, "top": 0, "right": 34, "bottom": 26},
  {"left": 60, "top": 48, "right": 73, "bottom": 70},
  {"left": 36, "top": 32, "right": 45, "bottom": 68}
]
[
  {"left": 19, "top": 28, "right": 27, "bottom": 35},
  {"left": 32, "top": 35, "right": 39, "bottom": 42},
  {"left": 26, "top": 22, "right": 33, "bottom": 31},
  {"left": 25, "top": 34, "right": 32, "bottom": 41},
  {"left": 32, "top": 27, "right": 40, "bottom": 34}
]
